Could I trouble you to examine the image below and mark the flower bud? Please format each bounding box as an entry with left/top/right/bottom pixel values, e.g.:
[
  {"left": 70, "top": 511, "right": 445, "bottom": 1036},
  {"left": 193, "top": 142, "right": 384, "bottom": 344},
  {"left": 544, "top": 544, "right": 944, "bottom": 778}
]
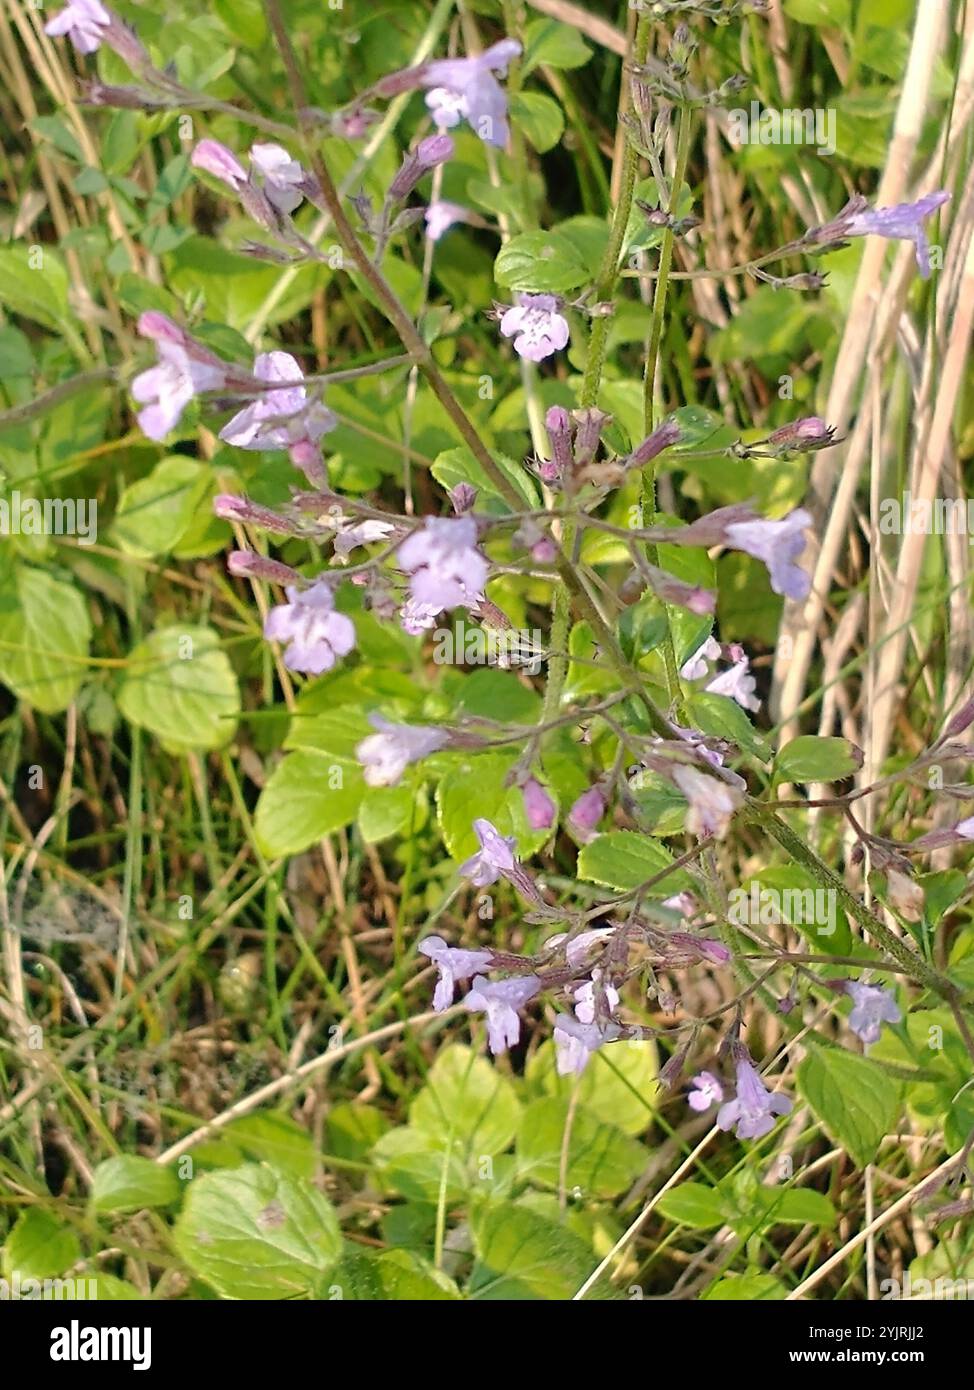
[{"left": 388, "top": 134, "right": 454, "bottom": 201}]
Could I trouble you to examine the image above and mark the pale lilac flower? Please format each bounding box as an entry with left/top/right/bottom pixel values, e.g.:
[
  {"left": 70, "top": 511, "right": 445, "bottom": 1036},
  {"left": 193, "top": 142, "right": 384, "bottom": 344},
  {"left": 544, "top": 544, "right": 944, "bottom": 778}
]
[
  {"left": 332, "top": 518, "right": 396, "bottom": 561},
  {"left": 672, "top": 765, "right": 744, "bottom": 839},
  {"left": 845, "top": 981, "right": 902, "bottom": 1045},
  {"left": 219, "top": 352, "right": 336, "bottom": 452},
  {"left": 554, "top": 1013, "right": 620, "bottom": 1075},
  {"left": 356, "top": 715, "right": 448, "bottom": 787},
  {"left": 568, "top": 785, "right": 605, "bottom": 840},
  {"left": 425, "top": 200, "right": 468, "bottom": 241},
  {"left": 422, "top": 39, "right": 521, "bottom": 147},
  {"left": 131, "top": 312, "right": 227, "bottom": 441},
  {"left": 464, "top": 974, "right": 540, "bottom": 1054},
  {"left": 688, "top": 1070, "right": 724, "bottom": 1112},
  {"left": 400, "top": 598, "right": 441, "bottom": 635},
  {"left": 418, "top": 935, "right": 493, "bottom": 1012},
  {"left": 263, "top": 581, "right": 356, "bottom": 675},
  {"left": 724, "top": 508, "right": 812, "bottom": 600},
  {"left": 44, "top": 0, "right": 110, "bottom": 54},
  {"left": 499, "top": 294, "right": 570, "bottom": 362},
  {"left": 706, "top": 656, "right": 760, "bottom": 713},
  {"left": 844, "top": 191, "right": 950, "bottom": 279},
  {"left": 250, "top": 143, "right": 308, "bottom": 214},
  {"left": 907, "top": 815, "right": 974, "bottom": 851},
  {"left": 680, "top": 636, "right": 721, "bottom": 681},
  {"left": 716, "top": 1059, "right": 792, "bottom": 1140},
  {"left": 397, "top": 516, "right": 488, "bottom": 615},
  {"left": 522, "top": 778, "right": 556, "bottom": 831},
  {"left": 543, "top": 928, "right": 614, "bottom": 969},
  {"left": 459, "top": 817, "right": 517, "bottom": 887},
  {"left": 572, "top": 975, "right": 620, "bottom": 1025},
  {"left": 191, "top": 140, "right": 247, "bottom": 190}
]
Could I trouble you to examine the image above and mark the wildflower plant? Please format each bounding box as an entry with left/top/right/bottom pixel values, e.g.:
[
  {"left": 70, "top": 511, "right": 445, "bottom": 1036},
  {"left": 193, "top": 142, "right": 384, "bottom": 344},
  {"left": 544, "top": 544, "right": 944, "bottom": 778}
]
[{"left": 2, "top": 0, "right": 973, "bottom": 1311}]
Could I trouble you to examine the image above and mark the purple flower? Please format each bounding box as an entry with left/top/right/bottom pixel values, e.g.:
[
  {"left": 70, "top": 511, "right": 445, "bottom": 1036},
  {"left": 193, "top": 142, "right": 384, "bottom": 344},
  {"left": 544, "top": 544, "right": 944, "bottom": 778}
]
[
  {"left": 672, "top": 765, "right": 743, "bottom": 840},
  {"left": 397, "top": 516, "right": 488, "bottom": 615},
  {"left": 522, "top": 777, "right": 556, "bottom": 831},
  {"left": 219, "top": 351, "right": 336, "bottom": 452},
  {"left": 499, "top": 294, "right": 570, "bottom": 362},
  {"left": 250, "top": 143, "right": 308, "bottom": 214},
  {"left": 459, "top": 817, "right": 517, "bottom": 887},
  {"left": 389, "top": 134, "right": 454, "bottom": 201},
  {"left": 131, "top": 312, "right": 227, "bottom": 441},
  {"left": 706, "top": 654, "right": 760, "bottom": 713},
  {"left": 191, "top": 140, "right": 247, "bottom": 191},
  {"left": 263, "top": 581, "right": 356, "bottom": 675},
  {"left": 355, "top": 715, "right": 447, "bottom": 787},
  {"left": 422, "top": 39, "right": 521, "bottom": 148},
  {"left": 723, "top": 508, "right": 812, "bottom": 600},
  {"left": 628, "top": 420, "right": 681, "bottom": 468},
  {"left": 568, "top": 785, "right": 605, "bottom": 840},
  {"left": 425, "top": 200, "right": 468, "bottom": 242},
  {"left": 554, "top": 1013, "right": 620, "bottom": 1075},
  {"left": 844, "top": 191, "right": 950, "bottom": 279},
  {"left": 44, "top": 0, "right": 110, "bottom": 54},
  {"left": 418, "top": 935, "right": 493, "bottom": 1012},
  {"left": 464, "top": 974, "right": 540, "bottom": 1054},
  {"left": 716, "top": 1059, "right": 792, "bottom": 1140},
  {"left": 687, "top": 1070, "right": 724, "bottom": 1112},
  {"left": 845, "top": 981, "right": 902, "bottom": 1045}
]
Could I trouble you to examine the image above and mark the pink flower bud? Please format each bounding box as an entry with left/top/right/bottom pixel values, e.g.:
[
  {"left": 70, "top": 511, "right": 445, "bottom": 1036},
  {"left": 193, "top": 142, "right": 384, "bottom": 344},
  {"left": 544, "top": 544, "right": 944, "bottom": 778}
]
[{"left": 522, "top": 778, "right": 556, "bottom": 831}]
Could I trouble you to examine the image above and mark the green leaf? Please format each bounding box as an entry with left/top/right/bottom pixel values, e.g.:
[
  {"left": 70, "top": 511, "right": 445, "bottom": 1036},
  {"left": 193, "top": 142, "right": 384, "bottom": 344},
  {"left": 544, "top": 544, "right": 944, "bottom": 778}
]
[
  {"left": 205, "top": 1114, "right": 316, "bottom": 1179},
  {"left": 577, "top": 830, "right": 685, "bottom": 893},
  {"left": 510, "top": 93, "right": 564, "bottom": 153},
  {"left": 522, "top": 18, "right": 592, "bottom": 73},
  {"left": 0, "top": 245, "right": 71, "bottom": 332},
  {"left": 91, "top": 1156, "right": 182, "bottom": 1213},
  {"left": 431, "top": 445, "right": 539, "bottom": 511},
  {"left": 112, "top": 456, "right": 214, "bottom": 558},
  {"left": 0, "top": 567, "right": 91, "bottom": 713},
  {"left": 528, "top": 1038, "right": 659, "bottom": 1135},
  {"left": 3, "top": 1209, "right": 81, "bottom": 1279},
  {"left": 411, "top": 1044, "right": 521, "bottom": 1157},
  {"left": 703, "top": 1272, "right": 788, "bottom": 1300},
  {"left": 172, "top": 1163, "right": 341, "bottom": 1299},
  {"left": 333, "top": 1248, "right": 460, "bottom": 1300},
  {"left": 798, "top": 1043, "right": 901, "bottom": 1168},
  {"left": 254, "top": 750, "right": 365, "bottom": 857},
  {"left": 436, "top": 752, "right": 514, "bottom": 860},
  {"left": 495, "top": 230, "right": 589, "bottom": 294},
  {"left": 774, "top": 735, "right": 862, "bottom": 783},
  {"left": 784, "top": 0, "right": 850, "bottom": 25},
  {"left": 117, "top": 624, "right": 240, "bottom": 750},
  {"left": 469, "top": 1201, "right": 618, "bottom": 1300},
  {"left": 687, "top": 692, "right": 770, "bottom": 762},
  {"left": 370, "top": 1126, "right": 469, "bottom": 1204},
  {"left": 326, "top": 1103, "right": 390, "bottom": 1162},
  {"left": 358, "top": 783, "right": 414, "bottom": 842},
  {"left": 657, "top": 1183, "right": 728, "bottom": 1229},
  {"left": 517, "top": 1098, "right": 646, "bottom": 1198}
]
